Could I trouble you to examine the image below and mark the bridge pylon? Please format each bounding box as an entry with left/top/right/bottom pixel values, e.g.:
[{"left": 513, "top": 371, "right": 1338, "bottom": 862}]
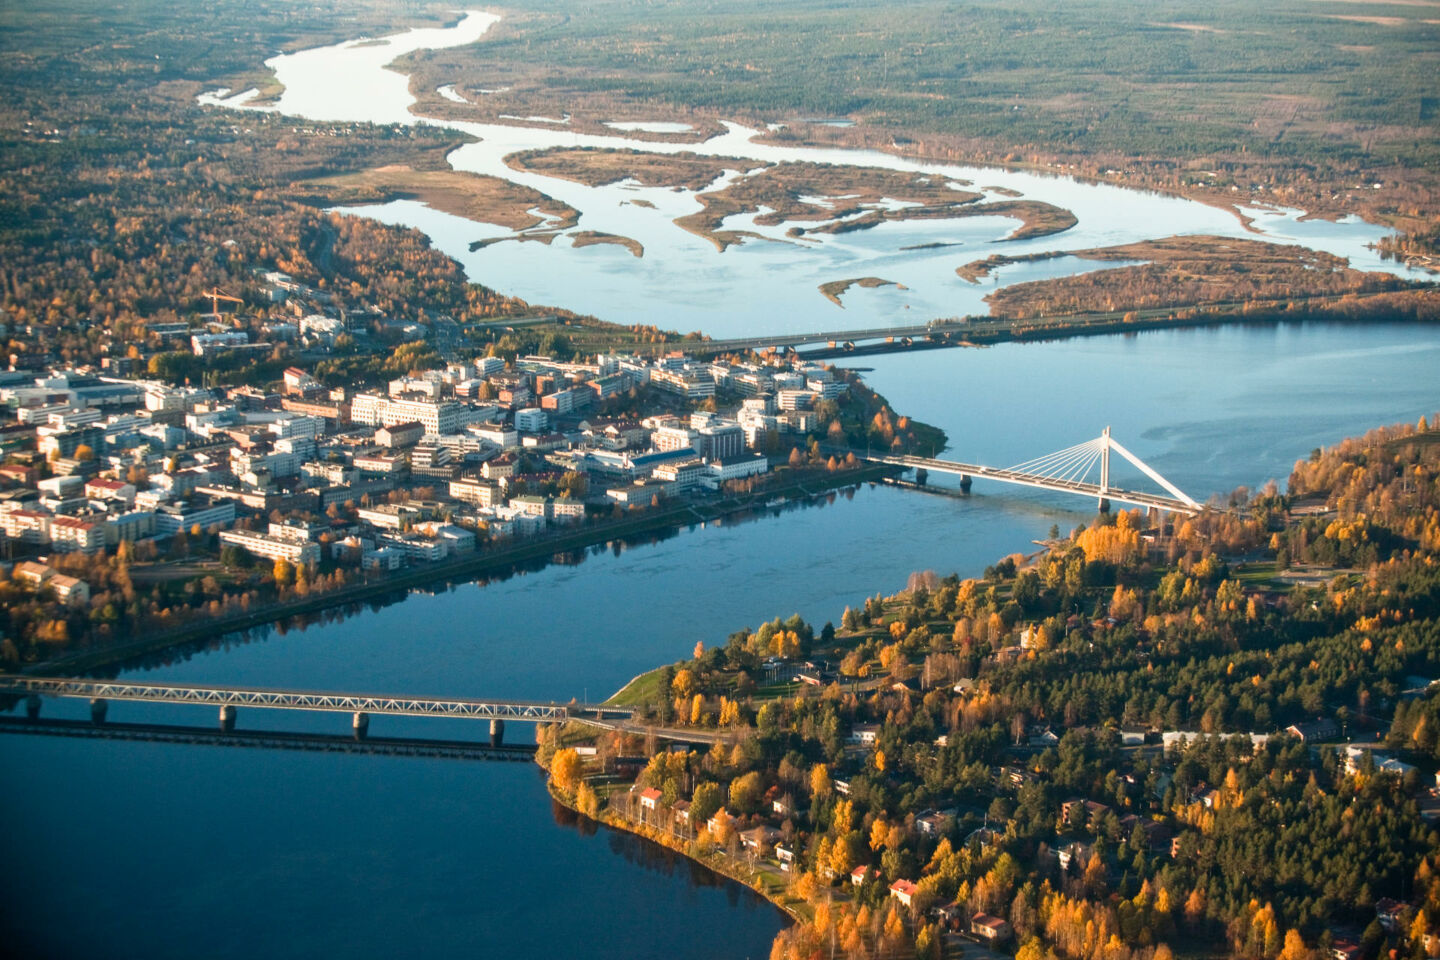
[{"left": 867, "top": 427, "right": 1201, "bottom": 514}]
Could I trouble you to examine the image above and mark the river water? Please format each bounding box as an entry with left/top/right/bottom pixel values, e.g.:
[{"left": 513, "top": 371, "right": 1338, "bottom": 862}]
[
  {"left": 3, "top": 12, "right": 1438, "bottom": 960},
  {"left": 4, "top": 322, "right": 1436, "bottom": 958},
  {"left": 201, "top": 11, "right": 1429, "bottom": 339}
]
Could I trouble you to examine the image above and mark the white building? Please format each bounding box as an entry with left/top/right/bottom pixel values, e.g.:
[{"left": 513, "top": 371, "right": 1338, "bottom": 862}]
[
  {"left": 49, "top": 516, "right": 104, "bottom": 554},
  {"left": 218, "top": 529, "right": 321, "bottom": 566},
  {"left": 191, "top": 331, "right": 249, "bottom": 357},
  {"left": 515, "top": 407, "right": 548, "bottom": 433}
]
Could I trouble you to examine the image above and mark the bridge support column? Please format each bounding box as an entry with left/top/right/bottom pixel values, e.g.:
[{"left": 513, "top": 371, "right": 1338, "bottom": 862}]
[
  {"left": 914, "top": 467, "right": 928, "bottom": 487},
  {"left": 90, "top": 698, "right": 108, "bottom": 725},
  {"left": 490, "top": 718, "right": 505, "bottom": 747},
  {"left": 219, "top": 704, "right": 237, "bottom": 732},
  {"left": 352, "top": 712, "right": 369, "bottom": 740},
  {"left": 25, "top": 694, "right": 40, "bottom": 720},
  {"left": 959, "top": 474, "right": 972, "bottom": 494},
  {"left": 1098, "top": 497, "right": 1111, "bottom": 513}
]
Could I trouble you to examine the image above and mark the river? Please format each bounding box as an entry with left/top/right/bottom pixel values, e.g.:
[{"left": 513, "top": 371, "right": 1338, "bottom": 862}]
[
  {"left": 200, "top": 10, "right": 1430, "bottom": 340},
  {"left": 2, "top": 11, "right": 1437, "bottom": 960},
  {"left": 4, "top": 321, "right": 1437, "bottom": 958}
]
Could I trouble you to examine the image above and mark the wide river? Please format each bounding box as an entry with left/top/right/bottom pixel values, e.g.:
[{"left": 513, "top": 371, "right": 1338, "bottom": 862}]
[
  {"left": 203, "top": 11, "right": 1429, "bottom": 339},
  {"left": 3, "top": 11, "right": 1438, "bottom": 960}
]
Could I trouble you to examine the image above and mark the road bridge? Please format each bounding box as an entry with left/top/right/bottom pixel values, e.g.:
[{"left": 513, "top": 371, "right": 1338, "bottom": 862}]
[
  {"left": 0, "top": 675, "right": 630, "bottom": 743},
  {"left": 867, "top": 427, "right": 1201, "bottom": 515},
  {"left": 685, "top": 318, "right": 976, "bottom": 356}
]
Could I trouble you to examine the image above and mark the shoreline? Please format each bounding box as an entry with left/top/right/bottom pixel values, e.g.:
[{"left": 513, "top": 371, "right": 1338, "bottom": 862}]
[
  {"left": 540, "top": 760, "right": 808, "bottom": 926},
  {"left": 30, "top": 463, "right": 900, "bottom": 678}
]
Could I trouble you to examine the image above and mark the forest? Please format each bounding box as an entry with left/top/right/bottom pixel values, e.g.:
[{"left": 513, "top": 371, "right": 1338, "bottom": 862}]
[{"left": 546, "top": 416, "right": 1440, "bottom": 960}]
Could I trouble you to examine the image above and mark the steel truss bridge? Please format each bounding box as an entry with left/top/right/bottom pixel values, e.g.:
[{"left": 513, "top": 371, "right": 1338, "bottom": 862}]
[
  {"left": 871, "top": 427, "right": 1201, "bottom": 515},
  {"left": 0, "top": 675, "right": 628, "bottom": 727}
]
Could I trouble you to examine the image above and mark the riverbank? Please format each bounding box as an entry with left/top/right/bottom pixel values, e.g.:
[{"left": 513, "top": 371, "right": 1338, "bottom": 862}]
[
  {"left": 31, "top": 463, "right": 901, "bottom": 677},
  {"left": 794, "top": 290, "right": 1440, "bottom": 361},
  {"left": 539, "top": 751, "right": 810, "bottom": 926}
]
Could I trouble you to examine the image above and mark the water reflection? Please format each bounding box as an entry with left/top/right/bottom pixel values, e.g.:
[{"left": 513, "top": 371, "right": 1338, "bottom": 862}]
[
  {"left": 551, "top": 798, "right": 783, "bottom": 914},
  {"left": 101, "top": 483, "right": 868, "bottom": 680}
]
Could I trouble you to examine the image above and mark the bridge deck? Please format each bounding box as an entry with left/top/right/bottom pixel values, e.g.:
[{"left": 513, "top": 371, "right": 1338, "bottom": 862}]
[
  {"left": 877, "top": 454, "right": 1200, "bottom": 514},
  {"left": 0, "top": 676, "right": 623, "bottom": 722}
]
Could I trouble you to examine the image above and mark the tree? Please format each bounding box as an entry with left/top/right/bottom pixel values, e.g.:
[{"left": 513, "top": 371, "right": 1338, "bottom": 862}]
[
  {"left": 730, "top": 771, "right": 764, "bottom": 814},
  {"left": 691, "top": 781, "right": 723, "bottom": 825},
  {"left": 551, "top": 747, "right": 581, "bottom": 793},
  {"left": 810, "top": 762, "right": 833, "bottom": 802},
  {"left": 1278, "top": 929, "right": 1308, "bottom": 960},
  {"left": 575, "top": 781, "right": 600, "bottom": 818},
  {"left": 273, "top": 558, "right": 295, "bottom": 586},
  {"left": 672, "top": 667, "right": 696, "bottom": 700}
]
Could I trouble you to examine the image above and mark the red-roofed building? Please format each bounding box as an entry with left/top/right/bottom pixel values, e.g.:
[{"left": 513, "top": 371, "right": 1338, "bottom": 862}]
[
  {"left": 851, "top": 864, "right": 877, "bottom": 886},
  {"left": 85, "top": 478, "right": 136, "bottom": 505},
  {"left": 889, "top": 879, "right": 919, "bottom": 907},
  {"left": 50, "top": 515, "right": 103, "bottom": 554}
]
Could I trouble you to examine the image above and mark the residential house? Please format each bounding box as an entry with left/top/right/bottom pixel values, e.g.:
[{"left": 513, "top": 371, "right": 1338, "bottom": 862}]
[
  {"left": 50, "top": 574, "right": 90, "bottom": 606},
  {"left": 889, "top": 879, "right": 919, "bottom": 908},
  {"left": 1286, "top": 718, "right": 1340, "bottom": 742},
  {"left": 971, "top": 913, "right": 1012, "bottom": 942}
]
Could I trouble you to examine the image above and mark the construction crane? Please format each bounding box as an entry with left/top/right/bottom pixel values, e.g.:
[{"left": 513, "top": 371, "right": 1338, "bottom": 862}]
[{"left": 200, "top": 287, "right": 243, "bottom": 318}]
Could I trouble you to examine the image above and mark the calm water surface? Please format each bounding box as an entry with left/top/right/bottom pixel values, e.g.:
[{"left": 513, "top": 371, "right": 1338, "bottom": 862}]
[{"left": 3, "top": 322, "right": 1437, "bottom": 958}]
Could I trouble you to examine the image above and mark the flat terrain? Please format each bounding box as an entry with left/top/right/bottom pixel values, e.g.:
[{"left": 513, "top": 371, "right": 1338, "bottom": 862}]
[
  {"left": 957, "top": 235, "right": 1414, "bottom": 317},
  {"left": 663, "top": 160, "right": 1073, "bottom": 250},
  {"left": 817, "top": 276, "right": 900, "bottom": 306},
  {"left": 401, "top": 0, "right": 1440, "bottom": 237},
  {"left": 290, "top": 164, "right": 580, "bottom": 231},
  {"left": 506, "top": 147, "right": 754, "bottom": 191},
  {"left": 570, "top": 230, "right": 644, "bottom": 257}
]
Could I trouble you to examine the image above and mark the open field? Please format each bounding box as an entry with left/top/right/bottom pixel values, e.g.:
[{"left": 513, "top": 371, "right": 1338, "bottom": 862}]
[
  {"left": 506, "top": 147, "right": 753, "bottom": 190},
  {"left": 289, "top": 163, "right": 580, "bottom": 231},
  {"left": 663, "top": 159, "right": 1074, "bottom": 250},
  {"left": 957, "top": 235, "right": 1415, "bottom": 316}
]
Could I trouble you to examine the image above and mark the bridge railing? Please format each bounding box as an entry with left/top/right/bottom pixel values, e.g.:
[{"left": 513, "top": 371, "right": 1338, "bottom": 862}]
[{"left": 0, "top": 675, "right": 624, "bottom": 723}]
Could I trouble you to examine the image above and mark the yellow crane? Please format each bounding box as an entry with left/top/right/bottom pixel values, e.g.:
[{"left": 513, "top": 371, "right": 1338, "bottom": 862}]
[{"left": 200, "top": 287, "right": 243, "bottom": 318}]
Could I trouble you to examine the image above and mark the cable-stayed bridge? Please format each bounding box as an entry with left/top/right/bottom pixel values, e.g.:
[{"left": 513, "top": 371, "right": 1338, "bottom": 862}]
[{"left": 868, "top": 427, "right": 1201, "bottom": 514}]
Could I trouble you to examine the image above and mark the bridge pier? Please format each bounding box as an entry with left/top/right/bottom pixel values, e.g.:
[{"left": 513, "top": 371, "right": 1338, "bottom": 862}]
[
  {"left": 90, "top": 698, "right": 108, "bottom": 725},
  {"left": 914, "top": 467, "right": 928, "bottom": 487},
  {"left": 25, "top": 694, "right": 40, "bottom": 719},
  {"left": 219, "top": 704, "right": 236, "bottom": 733},
  {"left": 352, "top": 711, "right": 369, "bottom": 740},
  {"left": 1098, "top": 497, "right": 1111, "bottom": 513},
  {"left": 490, "top": 718, "right": 505, "bottom": 747},
  {"left": 959, "top": 474, "right": 972, "bottom": 494}
]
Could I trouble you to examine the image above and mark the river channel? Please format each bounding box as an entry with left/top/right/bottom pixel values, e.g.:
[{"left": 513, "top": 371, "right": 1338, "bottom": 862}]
[
  {"left": 4, "top": 322, "right": 1437, "bottom": 958},
  {"left": 201, "top": 10, "right": 1430, "bottom": 339},
  {"left": 2, "top": 11, "right": 1438, "bottom": 960}
]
